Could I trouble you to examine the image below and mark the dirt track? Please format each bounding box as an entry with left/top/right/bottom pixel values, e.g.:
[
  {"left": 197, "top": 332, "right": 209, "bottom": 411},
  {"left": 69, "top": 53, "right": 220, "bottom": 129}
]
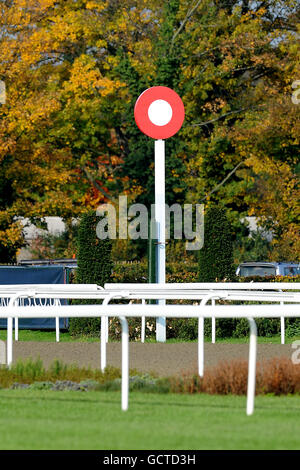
[{"left": 10, "top": 342, "right": 295, "bottom": 376}]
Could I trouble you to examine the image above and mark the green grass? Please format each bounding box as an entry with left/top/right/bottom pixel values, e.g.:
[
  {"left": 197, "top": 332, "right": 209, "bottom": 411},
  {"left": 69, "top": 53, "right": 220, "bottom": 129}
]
[
  {"left": 0, "top": 329, "right": 92, "bottom": 342},
  {"left": 0, "top": 328, "right": 298, "bottom": 344},
  {"left": 0, "top": 390, "right": 299, "bottom": 449}
]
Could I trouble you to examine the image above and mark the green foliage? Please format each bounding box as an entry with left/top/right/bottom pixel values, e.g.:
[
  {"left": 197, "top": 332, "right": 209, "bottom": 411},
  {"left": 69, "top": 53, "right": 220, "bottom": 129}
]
[
  {"left": 233, "top": 318, "right": 280, "bottom": 338},
  {"left": 286, "top": 319, "right": 300, "bottom": 338},
  {"left": 76, "top": 210, "right": 112, "bottom": 285},
  {"left": 69, "top": 317, "right": 101, "bottom": 337},
  {"left": 1, "top": 0, "right": 299, "bottom": 261},
  {"left": 108, "top": 317, "right": 155, "bottom": 341},
  {"left": 28, "top": 223, "right": 78, "bottom": 260},
  {"left": 114, "top": 0, "right": 187, "bottom": 215},
  {"left": 238, "top": 275, "right": 300, "bottom": 283},
  {"left": 233, "top": 229, "right": 272, "bottom": 265},
  {"left": 69, "top": 210, "right": 112, "bottom": 336},
  {"left": 12, "top": 358, "right": 45, "bottom": 381},
  {"left": 96, "top": 375, "right": 170, "bottom": 394},
  {"left": 198, "top": 206, "right": 236, "bottom": 282},
  {"left": 0, "top": 358, "right": 122, "bottom": 389},
  {"left": 112, "top": 260, "right": 148, "bottom": 283},
  {"left": 167, "top": 318, "right": 198, "bottom": 341}
]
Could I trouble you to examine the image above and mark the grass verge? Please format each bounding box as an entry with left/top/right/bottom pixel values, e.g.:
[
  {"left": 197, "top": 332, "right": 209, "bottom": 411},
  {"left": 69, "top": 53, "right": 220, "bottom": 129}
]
[
  {"left": 0, "top": 329, "right": 299, "bottom": 344},
  {"left": 0, "top": 390, "right": 299, "bottom": 450}
]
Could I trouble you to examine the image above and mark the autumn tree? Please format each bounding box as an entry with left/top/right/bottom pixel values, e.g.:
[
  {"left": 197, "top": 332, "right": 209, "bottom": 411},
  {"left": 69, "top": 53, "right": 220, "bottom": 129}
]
[
  {"left": 0, "top": 0, "right": 299, "bottom": 261},
  {"left": 178, "top": 0, "right": 299, "bottom": 257},
  {"left": 0, "top": 0, "right": 161, "bottom": 257}
]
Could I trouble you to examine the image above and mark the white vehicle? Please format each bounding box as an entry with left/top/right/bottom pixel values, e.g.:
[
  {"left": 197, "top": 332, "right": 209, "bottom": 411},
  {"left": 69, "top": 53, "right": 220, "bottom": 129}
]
[{"left": 236, "top": 262, "right": 300, "bottom": 277}]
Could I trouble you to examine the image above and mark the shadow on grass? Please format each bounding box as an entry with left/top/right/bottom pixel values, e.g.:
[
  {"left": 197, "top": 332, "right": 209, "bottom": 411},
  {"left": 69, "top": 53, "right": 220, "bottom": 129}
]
[
  {"left": 1, "top": 390, "right": 299, "bottom": 413},
  {"left": 0, "top": 390, "right": 246, "bottom": 411}
]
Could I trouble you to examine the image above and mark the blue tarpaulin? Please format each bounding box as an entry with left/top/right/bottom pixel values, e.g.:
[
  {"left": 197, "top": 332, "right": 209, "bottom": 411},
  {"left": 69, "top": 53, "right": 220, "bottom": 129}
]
[{"left": 0, "top": 266, "right": 68, "bottom": 329}]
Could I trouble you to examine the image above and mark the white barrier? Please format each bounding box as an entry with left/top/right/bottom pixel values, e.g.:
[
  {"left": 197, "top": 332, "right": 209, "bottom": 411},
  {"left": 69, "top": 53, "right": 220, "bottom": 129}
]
[
  {"left": 105, "top": 282, "right": 300, "bottom": 345},
  {"left": 2, "top": 302, "right": 300, "bottom": 415},
  {"left": 104, "top": 282, "right": 300, "bottom": 290},
  {"left": 1, "top": 283, "right": 300, "bottom": 369}
]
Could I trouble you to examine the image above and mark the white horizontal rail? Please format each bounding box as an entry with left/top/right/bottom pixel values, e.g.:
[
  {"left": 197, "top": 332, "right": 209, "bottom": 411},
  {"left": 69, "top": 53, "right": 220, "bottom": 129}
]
[
  {"left": 2, "top": 303, "right": 300, "bottom": 318},
  {"left": 1, "top": 282, "right": 299, "bottom": 299},
  {"left": 0, "top": 289, "right": 299, "bottom": 302},
  {"left": 104, "top": 282, "right": 300, "bottom": 290},
  {"left": 0, "top": 284, "right": 101, "bottom": 292}
]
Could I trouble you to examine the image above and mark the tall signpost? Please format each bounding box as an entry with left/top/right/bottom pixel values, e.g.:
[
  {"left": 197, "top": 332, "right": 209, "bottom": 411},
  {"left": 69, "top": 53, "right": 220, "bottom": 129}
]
[{"left": 134, "top": 86, "right": 185, "bottom": 342}]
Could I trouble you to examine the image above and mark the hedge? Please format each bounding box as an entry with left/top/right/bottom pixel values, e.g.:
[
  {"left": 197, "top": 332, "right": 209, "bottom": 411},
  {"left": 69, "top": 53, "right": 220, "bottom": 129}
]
[
  {"left": 69, "top": 211, "right": 112, "bottom": 337},
  {"left": 198, "top": 206, "right": 236, "bottom": 282}
]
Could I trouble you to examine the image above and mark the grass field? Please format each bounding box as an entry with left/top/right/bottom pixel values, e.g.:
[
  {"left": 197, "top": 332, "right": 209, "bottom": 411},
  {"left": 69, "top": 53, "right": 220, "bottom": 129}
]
[
  {"left": 0, "top": 390, "right": 299, "bottom": 450},
  {"left": 0, "top": 329, "right": 299, "bottom": 344}
]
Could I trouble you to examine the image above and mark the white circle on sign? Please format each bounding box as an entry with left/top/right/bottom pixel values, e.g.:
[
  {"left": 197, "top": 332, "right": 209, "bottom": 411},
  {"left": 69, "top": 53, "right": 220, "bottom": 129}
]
[{"left": 148, "top": 99, "right": 173, "bottom": 126}]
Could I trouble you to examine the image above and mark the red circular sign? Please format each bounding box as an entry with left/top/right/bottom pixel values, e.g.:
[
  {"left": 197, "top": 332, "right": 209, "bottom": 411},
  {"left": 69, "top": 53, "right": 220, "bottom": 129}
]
[{"left": 134, "top": 86, "right": 185, "bottom": 139}]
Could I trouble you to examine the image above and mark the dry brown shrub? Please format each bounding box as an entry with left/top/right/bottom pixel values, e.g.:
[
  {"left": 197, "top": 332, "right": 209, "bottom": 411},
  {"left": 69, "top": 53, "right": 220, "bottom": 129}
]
[
  {"left": 257, "top": 358, "right": 300, "bottom": 395},
  {"left": 202, "top": 360, "right": 249, "bottom": 395},
  {"left": 168, "top": 358, "right": 300, "bottom": 396}
]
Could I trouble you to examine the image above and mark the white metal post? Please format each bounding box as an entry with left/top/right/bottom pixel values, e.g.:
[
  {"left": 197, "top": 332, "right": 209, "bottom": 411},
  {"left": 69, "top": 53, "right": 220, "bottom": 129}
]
[
  {"left": 105, "top": 316, "right": 109, "bottom": 343},
  {"left": 247, "top": 318, "right": 257, "bottom": 416},
  {"left": 7, "top": 316, "right": 13, "bottom": 366},
  {"left": 100, "top": 315, "right": 106, "bottom": 372},
  {"left": 119, "top": 316, "right": 129, "bottom": 411},
  {"left": 155, "top": 139, "right": 166, "bottom": 342},
  {"left": 280, "top": 315, "right": 285, "bottom": 345},
  {"left": 15, "top": 317, "right": 18, "bottom": 341},
  {"left": 280, "top": 312, "right": 285, "bottom": 344},
  {"left": 55, "top": 299, "right": 60, "bottom": 342},
  {"left": 7, "top": 294, "right": 21, "bottom": 366},
  {"left": 141, "top": 299, "right": 145, "bottom": 343},
  {"left": 15, "top": 297, "right": 22, "bottom": 341},
  {"left": 212, "top": 298, "right": 216, "bottom": 344},
  {"left": 101, "top": 296, "right": 111, "bottom": 371},
  {"left": 198, "top": 316, "right": 204, "bottom": 377},
  {"left": 198, "top": 294, "right": 217, "bottom": 377},
  {"left": 100, "top": 294, "right": 120, "bottom": 371},
  {"left": 279, "top": 289, "right": 285, "bottom": 345},
  {"left": 55, "top": 316, "right": 60, "bottom": 342}
]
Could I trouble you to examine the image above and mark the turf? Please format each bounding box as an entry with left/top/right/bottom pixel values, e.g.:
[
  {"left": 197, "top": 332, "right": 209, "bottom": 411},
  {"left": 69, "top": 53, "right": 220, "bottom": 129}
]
[
  {"left": 0, "top": 390, "right": 299, "bottom": 450},
  {"left": 0, "top": 329, "right": 299, "bottom": 344}
]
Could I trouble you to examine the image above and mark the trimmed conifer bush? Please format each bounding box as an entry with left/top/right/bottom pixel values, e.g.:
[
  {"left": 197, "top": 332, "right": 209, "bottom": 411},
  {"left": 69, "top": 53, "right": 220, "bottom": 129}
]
[
  {"left": 198, "top": 206, "right": 236, "bottom": 282},
  {"left": 198, "top": 205, "right": 236, "bottom": 337},
  {"left": 69, "top": 210, "right": 112, "bottom": 337}
]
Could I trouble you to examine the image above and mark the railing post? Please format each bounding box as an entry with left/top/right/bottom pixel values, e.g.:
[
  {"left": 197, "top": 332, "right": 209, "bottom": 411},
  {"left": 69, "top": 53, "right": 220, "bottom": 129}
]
[
  {"left": 212, "top": 298, "right": 216, "bottom": 344},
  {"left": 100, "top": 315, "right": 107, "bottom": 372},
  {"left": 15, "top": 317, "right": 18, "bottom": 341},
  {"left": 55, "top": 299, "right": 60, "bottom": 342},
  {"left": 101, "top": 294, "right": 127, "bottom": 371},
  {"left": 280, "top": 312, "right": 285, "bottom": 345},
  {"left": 279, "top": 289, "right": 285, "bottom": 345},
  {"left": 247, "top": 317, "right": 257, "bottom": 416},
  {"left": 198, "top": 316, "right": 204, "bottom": 377},
  {"left": 198, "top": 294, "right": 221, "bottom": 377},
  {"left": 119, "top": 316, "right": 129, "bottom": 411},
  {"left": 7, "top": 294, "right": 21, "bottom": 366},
  {"left": 141, "top": 299, "right": 145, "bottom": 343},
  {"left": 100, "top": 296, "right": 112, "bottom": 371}
]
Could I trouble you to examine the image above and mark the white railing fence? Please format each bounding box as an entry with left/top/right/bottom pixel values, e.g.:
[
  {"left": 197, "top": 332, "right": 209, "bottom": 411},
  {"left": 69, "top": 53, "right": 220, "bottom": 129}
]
[{"left": 1, "top": 302, "right": 300, "bottom": 416}]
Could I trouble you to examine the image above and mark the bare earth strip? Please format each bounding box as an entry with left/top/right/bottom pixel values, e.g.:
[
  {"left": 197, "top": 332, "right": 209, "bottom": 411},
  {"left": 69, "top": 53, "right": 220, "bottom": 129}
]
[{"left": 10, "top": 342, "right": 294, "bottom": 376}]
